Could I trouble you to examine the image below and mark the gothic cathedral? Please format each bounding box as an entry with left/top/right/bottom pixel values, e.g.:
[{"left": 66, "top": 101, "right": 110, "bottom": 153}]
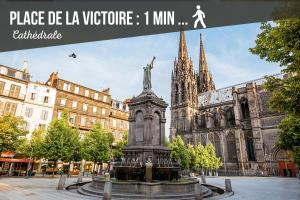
[{"left": 170, "top": 30, "right": 296, "bottom": 177}]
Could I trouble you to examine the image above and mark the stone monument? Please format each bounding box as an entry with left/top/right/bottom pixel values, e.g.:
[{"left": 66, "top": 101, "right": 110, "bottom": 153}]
[
  {"left": 74, "top": 58, "right": 218, "bottom": 199},
  {"left": 114, "top": 57, "right": 180, "bottom": 181}
]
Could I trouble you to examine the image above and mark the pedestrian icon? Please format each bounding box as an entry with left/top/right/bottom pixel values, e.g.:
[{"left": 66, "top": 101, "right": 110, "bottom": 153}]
[{"left": 192, "top": 5, "right": 206, "bottom": 29}]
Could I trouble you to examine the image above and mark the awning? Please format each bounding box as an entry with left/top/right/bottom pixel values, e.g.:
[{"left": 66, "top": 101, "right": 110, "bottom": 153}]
[
  {"left": 0, "top": 158, "right": 34, "bottom": 163},
  {"left": 0, "top": 151, "right": 15, "bottom": 158}
]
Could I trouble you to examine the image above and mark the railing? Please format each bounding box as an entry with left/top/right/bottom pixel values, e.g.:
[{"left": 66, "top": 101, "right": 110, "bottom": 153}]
[
  {"left": 0, "top": 90, "right": 25, "bottom": 100},
  {"left": 198, "top": 73, "right": 284, "bottom": 107}
]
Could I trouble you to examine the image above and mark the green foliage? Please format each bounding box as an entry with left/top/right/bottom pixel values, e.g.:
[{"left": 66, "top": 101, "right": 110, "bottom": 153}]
[
  {"left": 187, "top": 144, "right": 197, "bottom": 169},
  {"left": 169, "top": 136, "right": 191, "bottom": 170},
  {"left": 43, "top": 111, "right": 80, "bottom": 163},
  {"left": 196, "top": 143, "right": 209, "bottom": 169},
  {"left": 206, "top": 144, "right": 216, "bottom": 169},
  {"left": 113, "top": 131, "right": 128, "bottom": 158},
  {"left": 276, "top": 115, "right": 300, "bottom": 164},
  {"left": 206, "top": 144, "right": 222, "bottom": 170},
  {"left": 19, "top": 127, "right": 46, "bottom": 159},
  {"left": 81, "top": 122, "right": 114, "bottom": 164},
  {"left": 250, "top": 19, "right": 300, "bottom": 164},
  {"left": 0, "top": 115, "right": 28, "bottom": 153}
]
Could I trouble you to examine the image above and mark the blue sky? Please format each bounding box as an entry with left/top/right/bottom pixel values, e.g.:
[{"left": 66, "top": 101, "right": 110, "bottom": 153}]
[{"left": 0, "top": 22, "right": 281, "bottom": 135}]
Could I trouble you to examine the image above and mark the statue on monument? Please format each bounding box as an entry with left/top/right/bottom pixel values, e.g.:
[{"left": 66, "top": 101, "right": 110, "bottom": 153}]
[{"left": 143, "top": 56, "right": 156, "bottom": 91}]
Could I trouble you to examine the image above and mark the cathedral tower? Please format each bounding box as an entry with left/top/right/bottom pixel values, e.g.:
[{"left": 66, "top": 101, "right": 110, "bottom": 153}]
[
  {"left": 198, "top": 34, "right": 215, "bottom": 93},
  {"left": 170, "top": 30, "right": 199, "bottom": 143}
]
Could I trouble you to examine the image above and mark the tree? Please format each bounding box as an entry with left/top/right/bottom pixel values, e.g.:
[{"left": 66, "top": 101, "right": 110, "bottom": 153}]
[
  {"left": 112, "top": 131, "right": 128, "bottom": 158},
  {"left": 169, "top": 136, "right": 191, "bottom": 170},
  {"left": 250, "top": 19, "right": 300, "bottom": 164},
  {"left": 0, "top": 115, "right": 28, "bottom": 153},
  {"left": 195, "top": 143, "right": 208, "bottom": 174},
  {"left": 81, "top": 122, "right": 114, "bottom": 175},
  {"left": 206, "top": 144, "right": 222, "bottom": 176},
  {"left": 187, "top": 144, "right": 198, "bottom": 171},
  {"left": 18, "top": 127, "right": 46, "bottom": 177},
  {"left": 43, "top": 111, "right": 80, "bottom": 177},
  {"left": 19, "top": 127, "right": 46, "bottom": 160}
]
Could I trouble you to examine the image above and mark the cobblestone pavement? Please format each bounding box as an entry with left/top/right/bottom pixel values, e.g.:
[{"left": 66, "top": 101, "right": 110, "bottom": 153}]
[
  {"left": 205, "top": 176, "right": 300, "bottom": 200},
  {"left": 0, "top": 176, "right": 299, "bottom": 200},
  {"left": 0, "top": 177, "right": 97, "bottom": 200}
]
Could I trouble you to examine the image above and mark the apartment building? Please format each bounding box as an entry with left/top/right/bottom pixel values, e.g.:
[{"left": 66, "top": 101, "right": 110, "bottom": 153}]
[
  {"left": 22, "top": 82, "right": 57, "bottom": 138},
  {"left": 0, "top": 63, "right": 29, "bottom": 117},
  {"left": 110, "top": 99, "right": 129, "bottom": 143},
  {"left": 46, "top": 72, "right": 112, "bottom": 135}
]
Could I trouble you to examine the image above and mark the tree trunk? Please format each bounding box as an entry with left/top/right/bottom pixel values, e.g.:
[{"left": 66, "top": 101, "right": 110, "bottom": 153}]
[
  {"left": 100, "top": 163, "right": 103, "bottom": 175},
  {"left": 92, "top": 163, "right": 96, "bottom": 178},
  {"left": 52, "top": 161, "right": 56, "bottom": 178}
]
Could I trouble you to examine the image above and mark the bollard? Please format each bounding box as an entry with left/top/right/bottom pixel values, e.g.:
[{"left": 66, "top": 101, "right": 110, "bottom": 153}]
[
  {"left": 56, "top": 174, "right": 67, "bottom": 190},
  {"left": 103, "top": 181, "right": 112, "bottom": 200},
  {"left": 225, "top": 179, "right": 232, "bottom": 192},
  {"left": 77, "top": 172, "right": 83, "bottom": 183},
  {"left": 200, "top": 175, "right": 206, "bottom": 184},
  {"left": 194, "top": 182, "right": 203, "bottom": 200},
  {"left": 104, "top": 172, "right": 110, "bottom": 181}
]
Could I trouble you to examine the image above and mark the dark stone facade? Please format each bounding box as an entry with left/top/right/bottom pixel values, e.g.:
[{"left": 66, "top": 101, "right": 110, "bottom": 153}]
[{"left": 170, "top": 30, "right": 290, "bottom": 176}]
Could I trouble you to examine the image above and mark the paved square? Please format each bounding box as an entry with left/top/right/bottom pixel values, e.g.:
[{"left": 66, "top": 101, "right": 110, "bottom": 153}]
[{"left": 0, "top": 176, "right": 299, "bottom": 199}]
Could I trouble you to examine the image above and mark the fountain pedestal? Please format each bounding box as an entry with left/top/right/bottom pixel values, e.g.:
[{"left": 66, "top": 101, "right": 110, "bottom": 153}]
[{"left": 114, "top": 90, "right": 180, "bottom": 181}]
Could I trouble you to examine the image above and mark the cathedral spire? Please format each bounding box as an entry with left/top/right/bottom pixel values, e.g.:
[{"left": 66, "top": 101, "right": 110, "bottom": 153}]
[
  {"left": 178, "top": 28, "right": 189, "bottom": 61},
  {"left": 198, "top": 34, "right": 215, "bottom": 93},
  {"left": 199, "top": 33, "right": 208, "bottom": 72}
]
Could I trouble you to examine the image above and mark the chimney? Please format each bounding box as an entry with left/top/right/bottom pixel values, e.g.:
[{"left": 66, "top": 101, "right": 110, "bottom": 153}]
[{"left": 21, "top": 60, "right": 29, "bottom": 73}]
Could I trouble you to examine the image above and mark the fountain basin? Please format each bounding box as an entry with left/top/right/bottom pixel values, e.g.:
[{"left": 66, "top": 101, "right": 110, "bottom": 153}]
[{"left": 76, "top": 177, "right": 213, "bottom": 199}]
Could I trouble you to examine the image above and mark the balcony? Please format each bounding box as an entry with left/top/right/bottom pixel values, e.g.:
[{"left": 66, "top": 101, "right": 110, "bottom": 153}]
[{"left": 0, "top": 90, "right": 25, "bottom": 100}]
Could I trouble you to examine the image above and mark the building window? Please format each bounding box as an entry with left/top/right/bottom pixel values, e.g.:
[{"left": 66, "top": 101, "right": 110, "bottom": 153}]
[
  {"left": 57, "top": 111, "right": 62, "bottom": 119},
  {"left": 226, "top": 133, "right": 238, "bottom": 162},
  {"left": 101, "top": 119, "right": 105, "bottom": 128},
  {"left": 60, "top": 98, "right": 66, "bottom": 106},
  {"left": 245, "top": 131, "right": 256, "bottom": 161},
  {"left": 30, "top": 93, "right": 36, "bottom": 100},
  {"left": 63, "top": 82, "right": 71, "bottom": 91},
  {"left": 102, "top": 108, "right": 106, "bottom": 115},
  {"left": 0, "top": 81, "right": 5, "bottom": 94},
  {"left": 90, "top": 117, "right": 96, "bottom": 125},
  {"left": 113, "top": 119, "right": 117, "bottom": 128},
  {"left": 93, "top": 106, "right": 97, "bottom": 114},
  {"left": 83, "top": 104, "right": 88, "bottom": 112},
  {"left": 72, "top": 101, "right": 78, "bottom": 109},
  {"left": 84, "top": 90, "right": 89, "bottom": 97},
  {"left": 25, "top": 107, "right": 33, "bottom": 118},
  {"left": 44, "top": 96, "right": 49, "bottom": 103},
  {"left": 94, "top": 93, "right": 98, "bottom": 100},
  {"left": 25, "top": 122, "right": 30, "bottom": 131},
  {"left": 81, "top": 116, "right": 86, "bottom": 126},
  {"left": 4, "top": 102, "right": 17, "bottom": 115},
  {"left": 69, "top": 115, "right": 76, "bottom": 125},
  {"left": 120, "top": 120, "right": 124, "bottom": 129},
  {"left": 9, "top": 84, "right": 21, "bottom": 98},
  {"left": 41, "top": 110, "right": 48, "bottom": 120},
  {"left": 38, "top": 124, "right": 46, "bottom": 130},
  {"left": 103, "top": 95, "right": 107, "bottom": 102},
  {"left": 241, "top": 99, "right": 250, "bottom": 119},
  {"left": 74, "top": 86, "right": 79, "bottom": 94}
]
